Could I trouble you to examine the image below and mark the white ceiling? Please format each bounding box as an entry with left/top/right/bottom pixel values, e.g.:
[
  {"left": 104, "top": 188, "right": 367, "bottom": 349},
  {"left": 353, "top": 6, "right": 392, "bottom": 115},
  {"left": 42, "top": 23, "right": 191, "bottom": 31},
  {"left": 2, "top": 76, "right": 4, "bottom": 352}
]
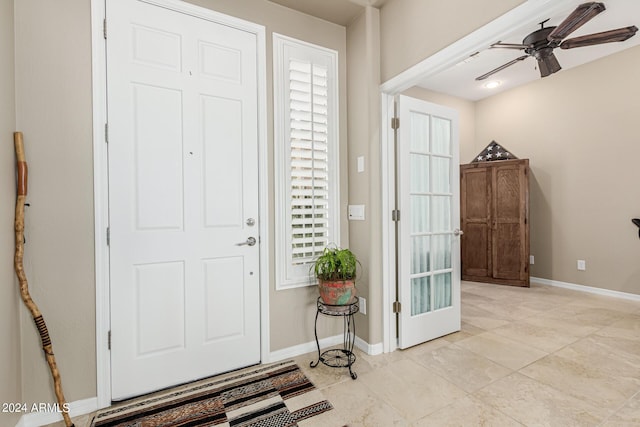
[
  {"left": 268, "top": 0, "right": 639, "bottom": 102},
  {"left": 416, "top": 0, "right": 640, "bottom": 101}
]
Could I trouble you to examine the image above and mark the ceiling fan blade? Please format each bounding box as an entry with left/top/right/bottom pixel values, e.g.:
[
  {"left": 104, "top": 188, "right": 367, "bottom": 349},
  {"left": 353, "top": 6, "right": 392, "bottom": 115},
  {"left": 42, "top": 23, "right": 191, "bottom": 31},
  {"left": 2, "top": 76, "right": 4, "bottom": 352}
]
[
  {"left": 537, "top": 52, "right": 562, "bottom": 78},
  {"left": 548, "top": 2, "right": 606, "bottom": 42},
  {"left": 490, "top": 42, "right": 531, "bottom": 50},
  {"left": 476, "top": 55, "right": 529, "bottom": 81},
  {"left": 560, "top": 26, "right": 638, "bottom": 49}
]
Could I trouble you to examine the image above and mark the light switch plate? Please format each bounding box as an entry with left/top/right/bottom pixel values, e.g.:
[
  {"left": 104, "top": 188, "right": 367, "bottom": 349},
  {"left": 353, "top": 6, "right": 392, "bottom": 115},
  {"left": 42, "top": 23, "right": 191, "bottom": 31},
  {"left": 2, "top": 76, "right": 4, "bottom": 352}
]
[
  {"left": 357, "top": 156, "right": 365, "bottom": 173},
  {"left": 348, "top": 204, "right": 365, "bottom": 221},
  {"left": 358, "top": 296, "right": 366, "bottom": 315}
]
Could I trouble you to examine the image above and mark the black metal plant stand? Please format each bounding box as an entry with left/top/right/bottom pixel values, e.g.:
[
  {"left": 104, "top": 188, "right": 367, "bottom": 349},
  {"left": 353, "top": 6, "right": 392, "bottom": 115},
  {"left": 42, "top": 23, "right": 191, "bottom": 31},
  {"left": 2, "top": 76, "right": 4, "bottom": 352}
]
[{"left": 310, "top": 297, "right": 358, "bottom": 380}]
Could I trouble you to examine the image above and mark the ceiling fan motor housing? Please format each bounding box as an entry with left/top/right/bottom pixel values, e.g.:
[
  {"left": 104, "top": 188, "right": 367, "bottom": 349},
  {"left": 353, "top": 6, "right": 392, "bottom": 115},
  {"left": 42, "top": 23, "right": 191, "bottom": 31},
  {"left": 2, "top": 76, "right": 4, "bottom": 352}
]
[
  {"left": 522, "top": 26, "right": 562, "bottom": 77},
  {"left": 523, "top": 26, "right": 559, "bottom": 54}
]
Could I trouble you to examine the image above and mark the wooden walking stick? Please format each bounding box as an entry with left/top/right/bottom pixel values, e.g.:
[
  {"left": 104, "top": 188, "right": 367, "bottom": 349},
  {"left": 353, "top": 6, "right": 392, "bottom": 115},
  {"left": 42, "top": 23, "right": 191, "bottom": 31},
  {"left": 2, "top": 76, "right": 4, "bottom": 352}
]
[{"left": 14, "top": 132, "right": 75, "bottom": 427}]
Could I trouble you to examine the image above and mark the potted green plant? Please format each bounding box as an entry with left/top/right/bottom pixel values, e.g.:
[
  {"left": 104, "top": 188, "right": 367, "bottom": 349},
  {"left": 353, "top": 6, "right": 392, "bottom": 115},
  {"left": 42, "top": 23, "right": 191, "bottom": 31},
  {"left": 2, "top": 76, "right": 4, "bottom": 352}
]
[{"left": 313, "top": 247, "right": 359, "bottom": 305}]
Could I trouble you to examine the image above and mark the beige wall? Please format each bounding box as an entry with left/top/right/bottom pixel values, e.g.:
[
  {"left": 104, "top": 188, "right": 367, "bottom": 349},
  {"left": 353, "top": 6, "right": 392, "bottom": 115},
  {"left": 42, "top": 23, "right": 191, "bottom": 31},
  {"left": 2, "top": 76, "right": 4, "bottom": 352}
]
[
  {"left": 1, "top": 0, "right": 21, "bottom": 425},
  {"left": 379, "top": 0, "right": 525, "bottom": 82},
  {"left": 14, "top": 0, "right": 96, "bottom": 406},
  {"left": 475, "top": 45, "right": 640, "bottom": 294},
  {"left": 346, "top": 6, "right": 382, "bottom": 344}
]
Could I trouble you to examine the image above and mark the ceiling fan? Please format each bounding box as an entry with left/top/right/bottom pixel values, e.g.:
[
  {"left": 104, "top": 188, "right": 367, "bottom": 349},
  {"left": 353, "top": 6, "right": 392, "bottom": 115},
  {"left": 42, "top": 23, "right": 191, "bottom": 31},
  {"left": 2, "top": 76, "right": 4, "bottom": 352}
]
[{"left": 476, "top": 2, "right": 638, "bottom": 80}]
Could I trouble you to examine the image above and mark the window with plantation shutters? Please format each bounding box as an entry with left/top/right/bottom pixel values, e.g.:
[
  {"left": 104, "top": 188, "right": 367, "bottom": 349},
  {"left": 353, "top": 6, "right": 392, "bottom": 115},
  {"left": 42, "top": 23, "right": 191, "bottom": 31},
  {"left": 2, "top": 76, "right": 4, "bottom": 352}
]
[{"left": 274, "top": 34, "right": 339, "bottom": 289}]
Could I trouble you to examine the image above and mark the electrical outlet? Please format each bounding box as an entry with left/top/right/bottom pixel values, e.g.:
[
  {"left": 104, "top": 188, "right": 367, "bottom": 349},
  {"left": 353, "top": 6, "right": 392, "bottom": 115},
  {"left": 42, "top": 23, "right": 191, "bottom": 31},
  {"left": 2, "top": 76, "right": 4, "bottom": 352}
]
[
  {"left": 358, "top": 296, "right": 366, "bottom": 315},
  {"left": 529, "top": 255, "right": 535, "bottom": 265},
  {"left": 577, "top": 260, "right": 586, "bottom": 271}
]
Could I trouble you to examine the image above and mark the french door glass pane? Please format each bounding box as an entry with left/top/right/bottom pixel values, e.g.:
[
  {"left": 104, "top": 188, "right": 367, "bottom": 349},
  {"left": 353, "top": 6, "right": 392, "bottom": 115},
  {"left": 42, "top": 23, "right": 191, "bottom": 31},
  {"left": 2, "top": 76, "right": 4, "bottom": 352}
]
[
  {"left": 410, "top": 154, "right": 429, "bottom": 192},
  {"left": 408, "top": 109, "right": 454, "bottom": 320},
  {"left": 432, "top": 196, "right": 451, "bottom": 232},
  {"left": 411, "top": 276, "right": 431, "bottom": 315},
  {"left": 433, "top": 272, "right": 452, "bottom": 310},
  {"left": 410, "top": 112, "right": 430, "bottom": 153},
  {"left": 410, "top": 196, "right": 430, "bottom": 233},
  {"left": 432, "top": 117, "right": 451, "bottom": 155},
  {"left": 411, "top": 236, "right": 430, "bottom": 274},
  {"left": 431, "top": 234, "right": 451, "bottom": 271},
  {"left": 431, "top": 156, "right": 450, "bottom": 193}
]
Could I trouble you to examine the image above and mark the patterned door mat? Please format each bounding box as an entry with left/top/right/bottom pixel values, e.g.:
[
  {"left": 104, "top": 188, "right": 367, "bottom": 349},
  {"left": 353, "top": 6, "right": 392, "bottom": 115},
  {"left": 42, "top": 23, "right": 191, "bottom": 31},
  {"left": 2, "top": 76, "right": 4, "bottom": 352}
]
[{"left": 92, "top": 361, "right": 333, "bottom": 426}]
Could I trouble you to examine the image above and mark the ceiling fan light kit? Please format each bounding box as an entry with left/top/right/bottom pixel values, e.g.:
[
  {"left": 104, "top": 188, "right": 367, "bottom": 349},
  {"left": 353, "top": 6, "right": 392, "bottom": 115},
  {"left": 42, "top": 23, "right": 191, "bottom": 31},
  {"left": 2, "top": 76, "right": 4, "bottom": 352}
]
[
  {"left": 484, "top": 80, "right": 502, "bottom": 89},
  {"left": 476, "top": 2, "right": 638, "bottom": 81}
]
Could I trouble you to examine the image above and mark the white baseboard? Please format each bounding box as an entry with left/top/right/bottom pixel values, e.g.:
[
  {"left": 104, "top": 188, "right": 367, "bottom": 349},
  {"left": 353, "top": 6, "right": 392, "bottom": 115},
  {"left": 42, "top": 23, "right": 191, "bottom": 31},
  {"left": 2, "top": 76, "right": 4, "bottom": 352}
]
[
  {"left": 531, "top": 276, "right": 640, "bottom": 302},
  {"left": 15, "top": 397, "right": 97, "bottom": 427},
  {"left": 268, "top": 334, "right": 343, "bottom": 363},
  {"left": 354, "top": 336, "right": 383, "bottom": 356},
  {"left": 268, "top": 334, "right": 383, "bottom": 363}
]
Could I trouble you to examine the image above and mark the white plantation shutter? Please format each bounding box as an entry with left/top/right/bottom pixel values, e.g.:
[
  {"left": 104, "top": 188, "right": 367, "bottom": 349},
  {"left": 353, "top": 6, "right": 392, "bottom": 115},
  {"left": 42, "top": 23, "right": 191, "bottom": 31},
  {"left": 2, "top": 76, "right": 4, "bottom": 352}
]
[
  {"left": 289, "top": 60, "right": 329, "bottom": 263},
  {"left": 274, "top": 34, "right": 339, "bottom": 288}
]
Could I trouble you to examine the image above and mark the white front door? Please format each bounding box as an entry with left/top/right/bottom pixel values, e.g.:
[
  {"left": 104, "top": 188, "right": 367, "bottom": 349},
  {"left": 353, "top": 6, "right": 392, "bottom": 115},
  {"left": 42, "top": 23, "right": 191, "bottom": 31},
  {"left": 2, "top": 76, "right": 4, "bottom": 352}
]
[
  {"left": 397, "top": 95, "right": 461, "bottom": 349},
  {"left": 107, "top": 0, "right": 261, "bottom": 400}
]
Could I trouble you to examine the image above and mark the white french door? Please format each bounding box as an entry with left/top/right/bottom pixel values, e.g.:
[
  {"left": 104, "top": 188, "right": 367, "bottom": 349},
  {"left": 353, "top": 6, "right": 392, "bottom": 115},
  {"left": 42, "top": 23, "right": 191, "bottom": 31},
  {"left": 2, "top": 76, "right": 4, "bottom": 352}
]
[
  {"left": 106, "top": 0, "right": 261, "bottom": 400},
  {"left": 397, "top": 95, "right": 461, "bottom": 349}
]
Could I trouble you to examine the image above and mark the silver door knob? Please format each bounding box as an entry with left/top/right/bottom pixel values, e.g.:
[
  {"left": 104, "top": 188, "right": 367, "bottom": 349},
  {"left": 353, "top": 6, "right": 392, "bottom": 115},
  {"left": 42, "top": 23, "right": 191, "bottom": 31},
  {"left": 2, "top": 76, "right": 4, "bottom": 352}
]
[
  {"left": 453, "top": 229, "right": 464, "bottom": 236},
  {"left": 237, "top": 237, "right": 256, "bottom": 246},
  {"left": 246, "top": 218, "right": 255, "bottom": 226}
]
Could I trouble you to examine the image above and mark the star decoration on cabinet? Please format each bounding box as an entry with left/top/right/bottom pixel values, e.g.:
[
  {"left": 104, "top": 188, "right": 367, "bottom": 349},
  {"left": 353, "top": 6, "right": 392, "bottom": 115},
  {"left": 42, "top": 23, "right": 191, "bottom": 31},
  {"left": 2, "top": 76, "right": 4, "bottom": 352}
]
[{"left": 472, "top": 141, "right": 518, "bottom": 163}]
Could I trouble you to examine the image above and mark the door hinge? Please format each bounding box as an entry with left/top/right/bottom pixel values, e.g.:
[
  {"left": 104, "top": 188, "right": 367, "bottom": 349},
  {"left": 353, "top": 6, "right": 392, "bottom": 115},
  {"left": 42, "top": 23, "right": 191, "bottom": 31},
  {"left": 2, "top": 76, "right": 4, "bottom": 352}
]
[
  {"left": 392, "top": 209, "right": 400, "bottom": 222},
  {"left": 393, "top": 301, "right": 401, "bottom": 313},
  {"left": 106, "top": 227, "right": 110, "bottom": 246},
  {"left": 103, "top": 18, "right": 107, "bottom": 39},
  {"left": 391, "top": 117, "right": 400, "bottom": 130},
  {"left": 105, "top": 123, "right": 109, "bottom": 143},
  {"left": 108, "top": 330, "right": 111, "bottom": 350}
]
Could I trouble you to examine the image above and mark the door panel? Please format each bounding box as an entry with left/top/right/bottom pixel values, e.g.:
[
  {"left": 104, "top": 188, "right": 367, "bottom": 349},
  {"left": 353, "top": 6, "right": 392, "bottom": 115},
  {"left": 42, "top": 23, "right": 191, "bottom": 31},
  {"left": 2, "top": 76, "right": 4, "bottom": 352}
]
[
  {"left": 135, "top": 262, "right": 186, "bottom": 355},
  {"left": 107, "top": 0, "right": 261, "bottom": 400},
  {"left": 398, "top": 95, "right": 461, "bottom": 349},
  {"left": 494, "top": 224, "right": 521, "bottom": 278},
  {"left": 132, "top": 83, "right": 184, "bottom": 230},
  {"left": 492, "top": 164, "right": 527, "bottom": 280},
  {"left": 203, "top": 257, "right": 245, "bottom": 341},
  {"left": 202, "top": 95, "right": 244, "bottom": 227},
  {"left": 462, "top": 224, "right": 490, "bottom": 277},
  {"left": 461, "top": 167, "right": 491, "bottom": 278}
]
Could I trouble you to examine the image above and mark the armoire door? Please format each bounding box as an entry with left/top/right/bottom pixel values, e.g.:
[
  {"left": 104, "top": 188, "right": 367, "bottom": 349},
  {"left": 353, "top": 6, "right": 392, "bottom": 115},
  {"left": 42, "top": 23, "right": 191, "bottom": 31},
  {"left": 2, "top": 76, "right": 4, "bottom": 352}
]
[
  {"left": 492, "top": 160, "right": 529, "bottom": 283},
  {"left": 460, "top": 167, "right": 491, "bottom": 278},
  {"left": 106, "top": 0, "right": 262, "bottom": 400}
]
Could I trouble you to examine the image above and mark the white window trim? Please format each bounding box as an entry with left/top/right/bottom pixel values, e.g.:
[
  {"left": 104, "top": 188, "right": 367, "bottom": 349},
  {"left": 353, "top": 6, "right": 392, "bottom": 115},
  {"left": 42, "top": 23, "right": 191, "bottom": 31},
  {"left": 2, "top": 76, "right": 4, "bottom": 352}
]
[{"left": 273, "top": 33, "right": 340, "bottom": 290}]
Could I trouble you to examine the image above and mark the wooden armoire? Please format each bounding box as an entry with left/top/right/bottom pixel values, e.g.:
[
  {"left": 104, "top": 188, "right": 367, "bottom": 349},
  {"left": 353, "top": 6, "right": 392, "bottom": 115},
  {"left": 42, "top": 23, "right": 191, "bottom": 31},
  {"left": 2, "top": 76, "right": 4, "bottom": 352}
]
[{"left": 460, "top": 158, "right": 529, "bottom": 287}]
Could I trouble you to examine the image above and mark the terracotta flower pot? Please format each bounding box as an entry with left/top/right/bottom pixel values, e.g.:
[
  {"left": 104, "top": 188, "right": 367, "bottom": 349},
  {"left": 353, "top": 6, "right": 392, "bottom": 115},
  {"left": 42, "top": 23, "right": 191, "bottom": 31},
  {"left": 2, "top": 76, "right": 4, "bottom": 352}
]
[{"left": 318, "top": 279, "right": 356, "bottom": 305}]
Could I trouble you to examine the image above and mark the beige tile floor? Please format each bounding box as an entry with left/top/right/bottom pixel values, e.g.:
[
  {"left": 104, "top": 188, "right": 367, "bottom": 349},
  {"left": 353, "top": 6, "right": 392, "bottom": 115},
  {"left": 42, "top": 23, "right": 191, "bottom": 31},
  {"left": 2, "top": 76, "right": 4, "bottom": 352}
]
[
  {"left": 58, "top": 281, "right": 640, "bottom": 426},
  {"left": 294, "top": 281, "right": 640, "bottom": 426}
]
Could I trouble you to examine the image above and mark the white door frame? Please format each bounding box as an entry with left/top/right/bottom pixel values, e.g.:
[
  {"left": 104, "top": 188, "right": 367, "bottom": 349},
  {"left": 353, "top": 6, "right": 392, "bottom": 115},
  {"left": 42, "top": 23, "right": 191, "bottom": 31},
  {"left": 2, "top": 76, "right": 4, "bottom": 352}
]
[
  {"left": 91, "top": 0, "right": 269, "bottom": 408},
  {"left": 379, "top": 0, "right": 576, "bottom": 352}
]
